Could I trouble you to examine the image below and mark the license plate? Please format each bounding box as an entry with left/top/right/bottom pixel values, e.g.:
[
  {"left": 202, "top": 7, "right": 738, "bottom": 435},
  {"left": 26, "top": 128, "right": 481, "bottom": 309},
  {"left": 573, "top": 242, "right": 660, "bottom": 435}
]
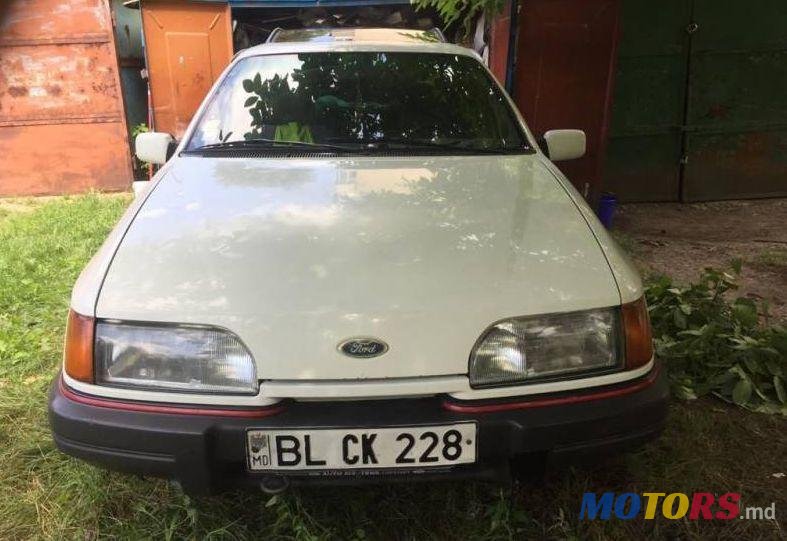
[{"left": 246, "top": 423, "right": 477, "bottom": 472}]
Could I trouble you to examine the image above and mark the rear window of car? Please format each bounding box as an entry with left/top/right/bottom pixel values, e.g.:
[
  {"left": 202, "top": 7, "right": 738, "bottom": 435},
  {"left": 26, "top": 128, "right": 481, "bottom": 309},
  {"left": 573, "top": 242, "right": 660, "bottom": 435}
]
[{"left": 185, "top": 52, "right": 529, "bottom": 154}]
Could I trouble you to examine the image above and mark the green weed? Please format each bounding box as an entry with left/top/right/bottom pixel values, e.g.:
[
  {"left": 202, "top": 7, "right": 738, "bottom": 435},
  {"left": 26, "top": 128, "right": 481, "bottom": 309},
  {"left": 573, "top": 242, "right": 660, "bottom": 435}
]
[
  {"left": 646, "top": 263, "right": 787, "bottom": 414},
  {"left": 755, "top": 248, "right": 787, "bottom": 268}
]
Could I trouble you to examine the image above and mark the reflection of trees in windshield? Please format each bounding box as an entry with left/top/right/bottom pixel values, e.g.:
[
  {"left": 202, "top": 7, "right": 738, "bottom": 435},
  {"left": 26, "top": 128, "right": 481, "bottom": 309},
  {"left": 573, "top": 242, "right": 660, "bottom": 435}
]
[{"left": 239, "top": 53, "right": 525, "bottom": 149}]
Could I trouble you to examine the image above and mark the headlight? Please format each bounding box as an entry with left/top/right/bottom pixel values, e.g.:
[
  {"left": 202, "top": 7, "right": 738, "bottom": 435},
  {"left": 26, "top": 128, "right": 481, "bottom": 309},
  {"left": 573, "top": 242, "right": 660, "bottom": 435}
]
[
  {"left": 469, "top": 308, "right": 622, "bottom": 387},
  {"left": 95, "top": 322, "right": 258, "bottom": 394}
]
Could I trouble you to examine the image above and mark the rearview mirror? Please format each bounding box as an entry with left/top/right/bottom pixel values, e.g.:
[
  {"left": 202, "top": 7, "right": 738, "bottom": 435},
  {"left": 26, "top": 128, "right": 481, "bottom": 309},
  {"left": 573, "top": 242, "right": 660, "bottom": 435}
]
[
  {"left": 541, "top": 129, "right": 586, "bottom": 161},
  {"left": 135, "top": 132, "right": 176, "bottom": 165}
]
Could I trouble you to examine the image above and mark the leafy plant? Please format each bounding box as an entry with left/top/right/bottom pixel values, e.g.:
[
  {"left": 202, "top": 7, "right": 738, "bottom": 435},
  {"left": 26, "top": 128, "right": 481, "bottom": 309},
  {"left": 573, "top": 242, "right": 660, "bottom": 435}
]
[
  {"left": 238, "top": 53, "right": 508, "bottom": 145},
  {"left": 131, "top": 122, "right": 149, "bottom": 138},
  {"left": 411, "top": 0, "right": 506, "bottom": 37},
  {"left": 646, "top": 262, "right": 787, "bottom": 414}
]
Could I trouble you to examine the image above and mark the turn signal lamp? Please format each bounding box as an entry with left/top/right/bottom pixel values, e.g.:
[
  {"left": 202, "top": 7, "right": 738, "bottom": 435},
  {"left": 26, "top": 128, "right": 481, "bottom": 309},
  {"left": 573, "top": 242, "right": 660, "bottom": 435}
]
[
  {"left": 621, "top": 296, "right": 654, "bottom": 369},
  {"left": 64, "top": 309, "right": 94, "bottom": 383}
]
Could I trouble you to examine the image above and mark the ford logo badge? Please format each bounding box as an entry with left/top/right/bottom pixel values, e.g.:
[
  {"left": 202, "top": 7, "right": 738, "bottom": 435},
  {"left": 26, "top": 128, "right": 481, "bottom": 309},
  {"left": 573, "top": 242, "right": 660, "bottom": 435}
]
[{"left": 338, "top": 337, "right": 389, "bottom": 358}]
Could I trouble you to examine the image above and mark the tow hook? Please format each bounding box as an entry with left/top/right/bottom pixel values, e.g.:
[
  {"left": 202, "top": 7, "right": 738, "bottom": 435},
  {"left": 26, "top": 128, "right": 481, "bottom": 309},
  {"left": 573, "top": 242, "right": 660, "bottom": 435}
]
[{"left": 260, "top": 475, "right": 290, "bottom": 494}]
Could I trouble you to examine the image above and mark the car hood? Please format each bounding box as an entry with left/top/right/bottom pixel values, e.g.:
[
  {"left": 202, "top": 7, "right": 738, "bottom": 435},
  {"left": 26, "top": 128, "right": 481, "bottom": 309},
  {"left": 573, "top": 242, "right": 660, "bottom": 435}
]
[{"left": 97, "top": 155, "right": 620, "bottom": 380}]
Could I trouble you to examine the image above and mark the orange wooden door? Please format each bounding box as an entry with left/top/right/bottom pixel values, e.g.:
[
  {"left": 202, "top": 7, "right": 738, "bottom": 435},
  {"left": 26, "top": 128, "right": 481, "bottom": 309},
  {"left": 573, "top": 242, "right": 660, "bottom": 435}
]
[{"left": 141, "top": 1, "right": 233, "bottom": 137}]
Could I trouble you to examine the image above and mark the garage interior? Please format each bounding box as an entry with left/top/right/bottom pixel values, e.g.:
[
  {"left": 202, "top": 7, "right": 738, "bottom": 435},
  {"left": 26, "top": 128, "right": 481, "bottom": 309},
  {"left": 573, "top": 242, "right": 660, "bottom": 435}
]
[{"left": 231, "top": 4, "right": 444, "bottom": 49}]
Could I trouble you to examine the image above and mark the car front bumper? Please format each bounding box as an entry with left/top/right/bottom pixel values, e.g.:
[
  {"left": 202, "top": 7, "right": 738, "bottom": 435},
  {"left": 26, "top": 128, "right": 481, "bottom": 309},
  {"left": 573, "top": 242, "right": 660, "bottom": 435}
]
[{"left": 49, "top": 364, "right": 668, "bottom": 494}]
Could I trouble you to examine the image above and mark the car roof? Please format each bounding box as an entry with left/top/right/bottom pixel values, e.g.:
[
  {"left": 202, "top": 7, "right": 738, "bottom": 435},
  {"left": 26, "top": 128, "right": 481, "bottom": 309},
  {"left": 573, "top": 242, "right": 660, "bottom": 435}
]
[
  {"left": 267, "top": 27, "right": 446, "bottom": 44},
  {"left": 234, "top": 27, "right": 477, "bottom": 60}
]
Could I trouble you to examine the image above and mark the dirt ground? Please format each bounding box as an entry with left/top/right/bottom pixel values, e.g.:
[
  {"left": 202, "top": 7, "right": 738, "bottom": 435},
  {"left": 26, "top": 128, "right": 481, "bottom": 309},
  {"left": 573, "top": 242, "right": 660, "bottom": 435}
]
[{"left": 613, "top": 198, "right": 787, "bottom": 321}]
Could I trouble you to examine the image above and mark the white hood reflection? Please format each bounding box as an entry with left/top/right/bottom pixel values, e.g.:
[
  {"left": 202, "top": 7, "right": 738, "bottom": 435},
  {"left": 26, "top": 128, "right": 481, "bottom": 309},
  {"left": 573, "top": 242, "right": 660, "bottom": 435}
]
[{"left": 97, "top": 154, "right": 620, "bottom": 381}]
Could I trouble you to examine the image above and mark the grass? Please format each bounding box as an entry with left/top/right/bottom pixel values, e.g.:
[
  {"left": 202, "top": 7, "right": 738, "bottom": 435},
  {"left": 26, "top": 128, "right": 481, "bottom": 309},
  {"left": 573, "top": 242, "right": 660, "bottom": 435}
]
[
  {"left": 755, "top": 248, "right": 787, "bottom": 268},
  {"left": 0, "top": 194, "right": 785, "bottom": 540}
]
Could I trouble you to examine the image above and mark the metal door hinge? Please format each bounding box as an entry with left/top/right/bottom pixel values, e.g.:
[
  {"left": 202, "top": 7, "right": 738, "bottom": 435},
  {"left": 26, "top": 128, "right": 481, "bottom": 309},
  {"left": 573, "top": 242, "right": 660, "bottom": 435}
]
[{"left": 686, "top": 22, "right": 699, "bottom": 34}]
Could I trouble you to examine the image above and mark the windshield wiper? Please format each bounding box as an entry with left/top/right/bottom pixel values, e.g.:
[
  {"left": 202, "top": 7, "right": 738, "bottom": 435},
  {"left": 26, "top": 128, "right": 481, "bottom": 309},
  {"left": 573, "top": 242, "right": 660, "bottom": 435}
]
[
  {"left": 340, "top": 138, "right": 517, "bottom": 154},
  {"left": 188, "top": 138, "right": 524, "bottom": 155},
  {"left": 189, "top": 138, "right": 359, "bottom": 153}
]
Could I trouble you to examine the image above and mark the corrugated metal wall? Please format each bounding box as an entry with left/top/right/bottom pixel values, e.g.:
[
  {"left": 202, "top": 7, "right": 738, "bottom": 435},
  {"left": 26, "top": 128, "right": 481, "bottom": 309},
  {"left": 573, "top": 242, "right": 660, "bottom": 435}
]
[
  {"left": 0, "top": 0, "right": 133, "bottom": 196},
  {"left": 604, "top": 0, "right": 787, "bottom": 202}
]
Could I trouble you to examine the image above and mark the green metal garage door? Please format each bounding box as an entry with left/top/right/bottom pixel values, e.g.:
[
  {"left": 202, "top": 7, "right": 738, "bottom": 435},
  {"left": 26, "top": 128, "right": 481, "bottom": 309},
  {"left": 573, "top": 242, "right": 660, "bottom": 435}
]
[
  {"left": 683, "top": 0, "right": 787, "bottom": 201},
  {"left": 604, "top": 0, "right": 691, "bottom": 202},
  {"left": 604, "top": 0, "right": 787, "bottom": 202}
]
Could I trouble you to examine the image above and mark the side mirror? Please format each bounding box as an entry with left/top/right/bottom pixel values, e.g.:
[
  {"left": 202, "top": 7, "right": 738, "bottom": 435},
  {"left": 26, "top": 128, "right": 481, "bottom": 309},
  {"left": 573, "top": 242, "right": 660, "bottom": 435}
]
[
  {"left": 135, "top": 132, "right": 177, "bottom": 165},
  {"left": 132, "top": 180, "right": 152, "bottom": 198},
  {"left": 541, "top": 129, "right": 586, "bottom": 161}
]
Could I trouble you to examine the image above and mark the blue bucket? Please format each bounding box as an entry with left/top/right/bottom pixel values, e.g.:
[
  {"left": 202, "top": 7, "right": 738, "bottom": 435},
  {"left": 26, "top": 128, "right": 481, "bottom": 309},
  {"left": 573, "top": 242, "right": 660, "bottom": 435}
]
[{"left": 596, "top": 192, "right": 617, "bottom": 228}]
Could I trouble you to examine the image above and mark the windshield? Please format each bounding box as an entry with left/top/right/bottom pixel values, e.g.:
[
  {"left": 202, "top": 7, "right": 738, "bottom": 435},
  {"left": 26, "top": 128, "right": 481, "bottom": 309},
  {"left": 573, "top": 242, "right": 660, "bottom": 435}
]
[{"left": 185, "top": 52, "right": 528, "bottom": 154}]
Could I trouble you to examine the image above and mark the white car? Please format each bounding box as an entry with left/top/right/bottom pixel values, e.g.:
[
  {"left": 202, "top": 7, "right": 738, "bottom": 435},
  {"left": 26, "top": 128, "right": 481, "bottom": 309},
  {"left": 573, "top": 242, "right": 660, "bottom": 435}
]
[{"left": 50, "top": 28, "right": 667, "bottom": 494}]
